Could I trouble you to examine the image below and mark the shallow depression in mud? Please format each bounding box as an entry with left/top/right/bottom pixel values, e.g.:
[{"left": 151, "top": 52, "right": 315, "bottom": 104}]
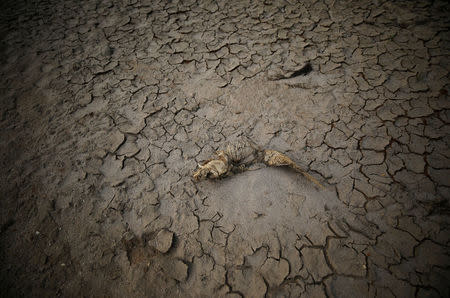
[{"left": 198, "top": 167, "right": 340, "bottom": 240}]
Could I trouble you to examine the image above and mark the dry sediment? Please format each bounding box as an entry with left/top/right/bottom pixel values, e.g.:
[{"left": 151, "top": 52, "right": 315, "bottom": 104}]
[{"left": 0, "top": 0, "right": 449, "bottom": 297}]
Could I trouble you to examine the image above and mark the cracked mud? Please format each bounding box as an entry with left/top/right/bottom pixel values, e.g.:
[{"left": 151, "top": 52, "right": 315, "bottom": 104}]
[{"left": 1, "top": 0, "right": 449, "bottom": 297}]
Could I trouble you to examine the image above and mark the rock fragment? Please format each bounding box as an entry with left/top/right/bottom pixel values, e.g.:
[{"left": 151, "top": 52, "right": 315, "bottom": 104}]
[{"left": 153, "top": 229, "right": 174, "bottom": 254}]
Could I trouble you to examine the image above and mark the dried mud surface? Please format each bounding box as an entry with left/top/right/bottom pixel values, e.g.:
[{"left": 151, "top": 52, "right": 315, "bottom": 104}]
[{"left": 1, "top": 0, "right": 449, "bottom": 297}]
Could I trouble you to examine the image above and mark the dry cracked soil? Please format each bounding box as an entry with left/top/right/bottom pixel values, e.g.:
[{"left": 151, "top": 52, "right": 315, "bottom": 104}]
[{"left": 1, "top": 0, "right": 449, "bottom": 297}]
